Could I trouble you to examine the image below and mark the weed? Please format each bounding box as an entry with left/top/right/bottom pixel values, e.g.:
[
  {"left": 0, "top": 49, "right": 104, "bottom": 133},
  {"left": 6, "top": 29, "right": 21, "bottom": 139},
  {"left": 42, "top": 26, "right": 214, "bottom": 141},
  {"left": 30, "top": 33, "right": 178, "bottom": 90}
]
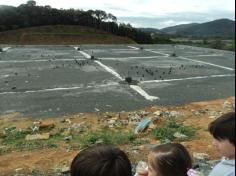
[
  {"left": 71, "top": 128, "right": 137, "bottom": 149},
  {"left": 152, "top": 118, "right": 197, "bottom": 143},
  {"left": 0, "top": 127, "right": 60, "bottom": 151}
]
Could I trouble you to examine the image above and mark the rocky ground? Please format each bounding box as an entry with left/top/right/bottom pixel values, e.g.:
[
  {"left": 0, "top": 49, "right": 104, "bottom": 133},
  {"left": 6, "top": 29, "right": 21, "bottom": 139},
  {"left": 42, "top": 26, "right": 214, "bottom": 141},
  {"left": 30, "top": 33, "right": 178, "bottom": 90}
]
[{"left": 0, "top": 97, "right": 235, "bottom": 176}]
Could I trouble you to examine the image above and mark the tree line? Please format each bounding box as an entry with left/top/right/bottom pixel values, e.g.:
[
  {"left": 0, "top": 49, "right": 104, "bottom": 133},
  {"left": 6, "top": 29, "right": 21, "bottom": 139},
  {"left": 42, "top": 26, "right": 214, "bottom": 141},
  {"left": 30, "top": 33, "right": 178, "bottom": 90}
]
[{"left": 0, "top": 0, "right": 153, "bottom": 44}]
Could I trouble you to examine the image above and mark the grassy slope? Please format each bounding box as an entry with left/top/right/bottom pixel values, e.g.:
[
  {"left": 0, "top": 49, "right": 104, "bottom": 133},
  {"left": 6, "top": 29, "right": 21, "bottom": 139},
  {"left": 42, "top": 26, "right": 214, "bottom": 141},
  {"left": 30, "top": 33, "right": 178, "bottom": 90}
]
[{"left": 0, "top": 25, "right": 136, "bottom": 44}]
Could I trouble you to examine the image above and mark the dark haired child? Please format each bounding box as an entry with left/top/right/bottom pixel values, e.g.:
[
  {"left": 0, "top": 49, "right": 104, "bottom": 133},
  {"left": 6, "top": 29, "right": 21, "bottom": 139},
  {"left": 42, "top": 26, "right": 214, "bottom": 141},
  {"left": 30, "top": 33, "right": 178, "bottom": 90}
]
[
  {"left": 71, "top": 145, "right": 132, "bottom": 176},
  {"left": 208, "top": 112, "right": 235, "bottom": 176},
  {"left": 137, "top": 143, "right": 197, "bottom": 176}
]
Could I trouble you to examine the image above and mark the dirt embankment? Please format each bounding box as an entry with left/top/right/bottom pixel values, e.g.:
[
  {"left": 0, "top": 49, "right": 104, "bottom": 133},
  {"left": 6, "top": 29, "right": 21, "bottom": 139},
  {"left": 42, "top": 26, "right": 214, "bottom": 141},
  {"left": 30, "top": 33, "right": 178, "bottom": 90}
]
[
  {"left": 0, "top": 25, "right": 136, "bottom": 45},
  {"left": 0, "top": 97, "right": 235, "bottom": 176}
]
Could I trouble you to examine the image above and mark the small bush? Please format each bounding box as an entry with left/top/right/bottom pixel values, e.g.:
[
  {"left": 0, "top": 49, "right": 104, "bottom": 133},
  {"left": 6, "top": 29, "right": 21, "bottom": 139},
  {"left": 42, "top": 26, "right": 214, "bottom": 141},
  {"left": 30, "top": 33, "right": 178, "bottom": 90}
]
[{"left": 152, "top": 118, "right": 197, "bottom": 143}]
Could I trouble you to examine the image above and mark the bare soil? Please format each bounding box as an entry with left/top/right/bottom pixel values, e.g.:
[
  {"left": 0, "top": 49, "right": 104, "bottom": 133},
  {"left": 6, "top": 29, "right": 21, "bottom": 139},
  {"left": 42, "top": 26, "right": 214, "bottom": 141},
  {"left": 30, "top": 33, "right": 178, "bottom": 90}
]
[{"left": 0, "top": 97, "right": 235, "bottom": 176}]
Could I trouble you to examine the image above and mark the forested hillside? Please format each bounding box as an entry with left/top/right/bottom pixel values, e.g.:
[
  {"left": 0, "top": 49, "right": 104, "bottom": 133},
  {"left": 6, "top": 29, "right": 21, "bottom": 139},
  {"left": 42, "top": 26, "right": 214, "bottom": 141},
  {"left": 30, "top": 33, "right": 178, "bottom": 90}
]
[{"left": 0, "top": 1, "right": 152, "bottom": 44}]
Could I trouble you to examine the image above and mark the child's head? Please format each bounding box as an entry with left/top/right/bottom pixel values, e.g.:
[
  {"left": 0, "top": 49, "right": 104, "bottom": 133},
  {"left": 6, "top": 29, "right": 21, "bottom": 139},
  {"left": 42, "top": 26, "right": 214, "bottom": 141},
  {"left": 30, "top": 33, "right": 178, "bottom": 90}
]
[
  {"left": 70, "top": 145, "right": 132, "bottom": 176},
  {"left": 148, "top": 143, "right": 192, "bottom": 176},
  {"left": 209, "top": 112, "right": 235, "bottom": 159}
]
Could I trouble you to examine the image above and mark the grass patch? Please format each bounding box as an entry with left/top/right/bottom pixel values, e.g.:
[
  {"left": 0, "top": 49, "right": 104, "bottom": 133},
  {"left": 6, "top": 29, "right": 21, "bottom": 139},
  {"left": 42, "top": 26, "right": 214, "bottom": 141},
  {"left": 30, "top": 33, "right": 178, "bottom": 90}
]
[
  {"left": 0, "top": 127, "right": 59, "bottom": 153},
  {"left": 0, "top": 126, "right": 141, "bottom": 153},
  {"left": 70, "top": 128, "right": 138, "bottom": 149},
  {"left": 152, "top": 118, "right": 197, "bottom": 143}
]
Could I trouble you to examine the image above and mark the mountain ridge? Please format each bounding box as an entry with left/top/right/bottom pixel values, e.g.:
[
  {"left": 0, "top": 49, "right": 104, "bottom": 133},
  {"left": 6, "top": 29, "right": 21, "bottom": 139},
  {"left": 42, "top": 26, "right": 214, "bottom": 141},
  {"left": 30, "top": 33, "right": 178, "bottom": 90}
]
[{"left": 139, "top": 19, "right": 235, "bottom": 38}]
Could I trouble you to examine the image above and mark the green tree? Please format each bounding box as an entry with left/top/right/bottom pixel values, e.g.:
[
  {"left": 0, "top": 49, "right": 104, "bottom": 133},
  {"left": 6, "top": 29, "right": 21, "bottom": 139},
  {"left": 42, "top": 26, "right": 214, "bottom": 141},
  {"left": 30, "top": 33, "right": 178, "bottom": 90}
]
[{"left": 26, "top": 0, "right": 36, "bottom": 6}]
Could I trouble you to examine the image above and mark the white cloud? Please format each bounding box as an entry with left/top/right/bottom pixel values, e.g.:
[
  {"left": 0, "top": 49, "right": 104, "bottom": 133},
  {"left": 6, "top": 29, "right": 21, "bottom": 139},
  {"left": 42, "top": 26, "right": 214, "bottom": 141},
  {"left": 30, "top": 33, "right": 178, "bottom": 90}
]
[
  {"left": 0, "top": 0, "right": 235, "bottom": 28},
  {"left": 0, "top": 0, "right": 235, "bottom": 15}
]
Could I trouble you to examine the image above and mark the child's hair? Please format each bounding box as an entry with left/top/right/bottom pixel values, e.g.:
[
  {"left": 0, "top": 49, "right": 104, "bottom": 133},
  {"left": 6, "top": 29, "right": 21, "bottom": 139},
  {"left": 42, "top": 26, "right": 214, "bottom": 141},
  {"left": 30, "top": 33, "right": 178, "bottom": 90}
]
[
  {"left": 150, "top": 143, "right": 192, "bottom": 176},
  {"left": 70, "top": 145, "right": 132, "bottom": 176},
  {"left": 208, "top": 112, "right": 235, "bottom": 146}
]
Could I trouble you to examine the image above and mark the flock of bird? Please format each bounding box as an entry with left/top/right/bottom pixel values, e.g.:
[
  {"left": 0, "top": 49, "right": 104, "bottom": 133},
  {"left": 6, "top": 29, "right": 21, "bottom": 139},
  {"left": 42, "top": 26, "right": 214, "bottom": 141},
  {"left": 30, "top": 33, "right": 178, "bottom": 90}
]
[
  {"left": 1, "top": 48, "right": 207, "bottom": 90},
  {"left": 126, "top": 63, "right": 206, "bottom": 81}
]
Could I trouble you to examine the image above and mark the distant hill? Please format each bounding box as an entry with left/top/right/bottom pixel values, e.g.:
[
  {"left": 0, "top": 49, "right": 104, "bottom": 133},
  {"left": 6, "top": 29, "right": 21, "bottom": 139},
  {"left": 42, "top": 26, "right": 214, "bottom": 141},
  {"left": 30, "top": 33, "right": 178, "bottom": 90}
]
[
  {"left": 0, "top": 25, "right": 136, "bottom": 44},
  {"left": 178, "top": 19, "right": 235, "bottom": 37},
  {"left": 160, "top": 19, "right": 235, "bottom": 38},
  {"left": 0, "top": 5, "right": 15, "bottom": 9},
  {"left": 160, "top": 23, "right": 199, "bottom": 35},
  {"left": 138, "top": 28, "right": 162, "bottom": 34}
]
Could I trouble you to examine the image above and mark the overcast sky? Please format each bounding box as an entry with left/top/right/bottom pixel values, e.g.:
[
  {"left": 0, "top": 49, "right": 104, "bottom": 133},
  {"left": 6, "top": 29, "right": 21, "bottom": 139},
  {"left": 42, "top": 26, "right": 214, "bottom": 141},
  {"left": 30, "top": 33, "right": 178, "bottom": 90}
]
[{"left": 0, "top": 0, "right": 235, "bottom": 29}]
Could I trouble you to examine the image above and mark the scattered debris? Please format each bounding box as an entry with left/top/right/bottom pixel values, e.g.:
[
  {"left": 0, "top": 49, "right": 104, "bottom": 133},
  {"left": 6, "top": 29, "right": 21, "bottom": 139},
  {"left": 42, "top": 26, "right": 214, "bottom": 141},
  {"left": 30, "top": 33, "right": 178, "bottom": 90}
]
[{"left": 135, "top": 118, "right": 151, "bottom": 134}]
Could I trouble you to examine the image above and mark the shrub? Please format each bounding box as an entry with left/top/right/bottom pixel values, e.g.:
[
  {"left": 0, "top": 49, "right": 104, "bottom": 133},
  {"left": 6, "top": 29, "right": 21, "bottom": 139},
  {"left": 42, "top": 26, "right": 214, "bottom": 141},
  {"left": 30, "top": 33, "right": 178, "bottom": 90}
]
[{"left": 152, "top": 118, "right": 197, "bottom": 143}]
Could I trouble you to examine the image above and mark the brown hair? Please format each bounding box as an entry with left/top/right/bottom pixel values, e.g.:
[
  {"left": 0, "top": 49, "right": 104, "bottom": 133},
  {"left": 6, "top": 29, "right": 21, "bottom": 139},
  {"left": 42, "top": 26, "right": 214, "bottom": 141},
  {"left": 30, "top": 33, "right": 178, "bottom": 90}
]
[
  {"left": 209, "top": 112, "right": 235, "bottom": 146},
  {"left": 71, "top": 145, "right": 132, "bottom": 176},
  {"left": 150, "top": 143, "right": 192, "bottom": 176}
]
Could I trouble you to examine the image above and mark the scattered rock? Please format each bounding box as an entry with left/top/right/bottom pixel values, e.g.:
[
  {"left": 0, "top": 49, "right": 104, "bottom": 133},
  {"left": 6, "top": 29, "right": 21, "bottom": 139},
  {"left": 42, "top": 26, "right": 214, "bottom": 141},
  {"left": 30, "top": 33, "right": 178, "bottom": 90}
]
[
  {"left": 64, "top": 136, "right": 72, "bottom": 141},
  {"left": 60, "top": 119, "right": 66, "bottom": 123},
  {"left": 104, "top": 114, "right": 113, "bottom": 119},
  {"left": 120, "top": 120, "right": 129, "bottom": 125},
  {"left": 65, "top": 119, "right": 72, "bottom": 124},
  {"left": 95, "top": 108, "right": 100, "bottom": 112},
  {"left": 15, "top": 168, "right": 23, "bottom": 173},
  {"left": 108, "top": 119, "right": 116, "bottom": 125},
  {"left": 148, "top": 123, "right": 156, "bottom": 130},
  {"left": 208, "top": 116, "right": 217, "bottom": 119},
  {"left": 193, "top": 152, "right": 210, "bottom": 162},
  {"left": 61, "top": 130, "right": 71, "bottom": 137},
  {"left": 71, "top": 122, "right": 87, "bottom": 133},
  {"left": 54, "top": 165, "right": 70, "bottom": 175},
  {"left": 33, "top": 121, "right": 41, "bottom": 125},
  {"left": 139, "top": 111, "right": 149, "bottom": 117},
  {"left": 192, "top": 110, "right": 201, "bottom": 116},
  {"left": 95, "top": 139, "right": 105, "bottom": 145},
  {"left": 192, "top": 109, "right": 211, "bottom": 116},
  {"left": 163, "top": 111, "right": 181, "bottom": 118},
  {"left": 25, "top": 133, "right": 50, "bottom": 141},
  {"left": 129, "top": 113, "right": 142, "bottom": 124},
  {"left": 153, "top": 110, "right": 162, "bottom": 116},
  {"left": 173, "top": 132, "right": 188, "bottom": 139},
  {"left": 207, "top": 110, "right": 221, "bottom": 116},
  {"left": 223, "top": 101, "right": 234, "bottom": 110},
  {"left": 39, "top": 122, "right": 55, "bottom": 130}
]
